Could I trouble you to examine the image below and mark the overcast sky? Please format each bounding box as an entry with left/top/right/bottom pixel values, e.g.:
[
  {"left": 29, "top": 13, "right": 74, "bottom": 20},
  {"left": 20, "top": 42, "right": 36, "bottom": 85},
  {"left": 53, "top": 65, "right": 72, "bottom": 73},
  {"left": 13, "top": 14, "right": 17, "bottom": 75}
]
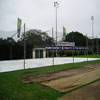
[{"left": 0, "top": 0, "right": 100, "bottom": 38}]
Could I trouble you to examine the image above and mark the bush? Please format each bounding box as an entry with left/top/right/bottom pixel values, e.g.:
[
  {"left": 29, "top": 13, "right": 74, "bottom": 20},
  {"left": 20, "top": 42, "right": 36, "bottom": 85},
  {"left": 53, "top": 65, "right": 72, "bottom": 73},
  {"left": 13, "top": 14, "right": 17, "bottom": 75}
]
[{"left": 46, "top": 49, "right": 93, "bottom": 57}]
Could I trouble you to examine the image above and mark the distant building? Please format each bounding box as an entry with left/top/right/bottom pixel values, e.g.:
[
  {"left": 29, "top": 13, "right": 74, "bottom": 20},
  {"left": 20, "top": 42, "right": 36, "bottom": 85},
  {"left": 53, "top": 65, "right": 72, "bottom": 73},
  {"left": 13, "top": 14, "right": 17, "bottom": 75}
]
[
  {"left": 32, "top": 42, "right": 90, "bottom": 58},
  {"left": 45, "top": 42, "right": 88, "bottom": 50},
  {"left": 33, "top": 48, "right": 46, "bottom": 59}
]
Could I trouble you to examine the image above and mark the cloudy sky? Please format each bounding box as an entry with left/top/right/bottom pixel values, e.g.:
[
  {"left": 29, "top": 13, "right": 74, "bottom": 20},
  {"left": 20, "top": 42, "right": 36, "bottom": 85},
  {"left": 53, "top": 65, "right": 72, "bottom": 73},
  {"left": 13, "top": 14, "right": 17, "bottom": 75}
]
[{"left": 0, "top": 0, "right": 100, "bottom": 38}]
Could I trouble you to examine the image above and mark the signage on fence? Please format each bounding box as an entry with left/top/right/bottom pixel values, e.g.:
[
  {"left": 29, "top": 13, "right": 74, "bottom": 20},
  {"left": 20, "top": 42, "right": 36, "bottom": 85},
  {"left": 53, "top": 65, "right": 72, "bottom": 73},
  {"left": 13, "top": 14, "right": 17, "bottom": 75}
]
[
  {"left": 45, "top": 46, "right": 89, "bottom": 50},
  {"left": 57, "top": 42, "right": 75, "bottom": 47}
]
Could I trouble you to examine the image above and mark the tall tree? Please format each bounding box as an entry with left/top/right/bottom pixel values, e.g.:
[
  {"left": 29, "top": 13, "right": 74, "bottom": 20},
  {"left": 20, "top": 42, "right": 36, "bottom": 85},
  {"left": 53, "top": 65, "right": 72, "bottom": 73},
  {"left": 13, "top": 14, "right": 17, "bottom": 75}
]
[
  {"left": 65, "top": 31, "right": 88, "bottom": 46},
  {"left": 19, "top": 29, "right": 53, "bottom": 58},
  {"left": 20, "top": 29, "right": 53, "bottom": 47}
]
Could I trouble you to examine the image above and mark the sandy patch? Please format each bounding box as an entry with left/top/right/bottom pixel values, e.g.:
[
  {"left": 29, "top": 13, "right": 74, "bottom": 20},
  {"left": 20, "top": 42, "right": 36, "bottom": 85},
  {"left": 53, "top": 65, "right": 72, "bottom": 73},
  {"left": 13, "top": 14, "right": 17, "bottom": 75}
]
[
  {"left": 42, "top": 66, "right": 100, "bottom": 92},
  {"left": 19, "top": 64, "right": 99, "bottom": 83},
  {"left": 19, "top": 63, "right": 100, "bottom": 93},
  {"left": 58, "top": 81, "right": 100, "bottom": 100}
]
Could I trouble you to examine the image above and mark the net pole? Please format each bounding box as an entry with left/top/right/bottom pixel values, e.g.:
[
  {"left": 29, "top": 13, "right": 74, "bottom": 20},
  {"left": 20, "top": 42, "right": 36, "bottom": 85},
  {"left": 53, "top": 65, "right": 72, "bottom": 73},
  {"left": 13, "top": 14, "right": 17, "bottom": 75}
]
[
  {"left": 24, "top": 23, "right": 26, "bottom": 69},
  {"left": 86, "top": 34, "right": 88, "bottom": 61},
  {"left": 52, "top": 27, "right": 54, "bottom": 66},
  {"left": 96, "top": 36, "right": 99, "bottom": 59},
  {"left": 72, "top": 32, "right": 74, "bottom": 63}
]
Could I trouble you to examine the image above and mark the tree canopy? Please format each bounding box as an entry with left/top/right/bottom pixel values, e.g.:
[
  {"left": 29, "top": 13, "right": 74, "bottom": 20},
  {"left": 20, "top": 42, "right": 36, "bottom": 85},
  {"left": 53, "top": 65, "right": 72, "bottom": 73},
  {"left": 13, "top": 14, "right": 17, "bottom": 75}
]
[
  {"left": 20, "top": 29, "right": 53, "bottom": 48},
  {"left": 65, "top": 31, "right": 88, "bottom": 46},
  {"left": 0, "top": 30, "right": 100, "bottom": 60},
  {"left": 0, "top": 29, "right": 53, "bottom": 60}
]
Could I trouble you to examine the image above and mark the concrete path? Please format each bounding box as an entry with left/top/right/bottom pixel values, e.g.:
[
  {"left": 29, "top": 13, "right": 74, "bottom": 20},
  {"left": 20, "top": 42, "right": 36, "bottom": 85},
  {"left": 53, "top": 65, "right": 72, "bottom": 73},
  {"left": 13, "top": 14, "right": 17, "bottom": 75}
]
[{"left": 0, "top": 57, "right": 99, "bottom": 72}]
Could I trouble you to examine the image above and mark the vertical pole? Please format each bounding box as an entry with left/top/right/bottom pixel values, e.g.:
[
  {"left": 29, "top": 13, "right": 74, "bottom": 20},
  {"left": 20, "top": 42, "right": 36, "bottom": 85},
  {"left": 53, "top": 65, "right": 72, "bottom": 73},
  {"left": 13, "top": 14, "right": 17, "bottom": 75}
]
[
  {"left": 52, "top": 27, "right": 54, "bottom": 66},
  {"left": 91, "top": 16, "right": 94, "bottom": 54},
  {"left": 24, "top": 23, "right": 26, "bottom": 69},
  {"left": 72, "top": 32, "right": 74, "bottom": 63},
  {"left": 56, "top": 7, "right": 58, "bottom": 57},
  {"left": 54, "top": 2, "right": 59, "bottom": 57},
  {"left": 86, "top": 34, "right": 88, "bottom": 61},
  {"left": 10, "top": 43, "right": 12, "bottom": 60},
  {"left": 96, "top": 36, "right": 99, "bottom": 58}
]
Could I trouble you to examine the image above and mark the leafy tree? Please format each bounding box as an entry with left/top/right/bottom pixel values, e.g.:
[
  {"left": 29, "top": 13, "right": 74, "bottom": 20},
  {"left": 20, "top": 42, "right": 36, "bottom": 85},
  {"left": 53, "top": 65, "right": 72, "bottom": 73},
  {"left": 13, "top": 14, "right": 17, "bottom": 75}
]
[
  {"left": 65, "top": 31, "right": 88, "bottom": 46},
  {"left": 19, "top": 29, "right": 53, "bottom": 58},
  {"left": 0, "top": 37, "right": 16, "bottom": 60},
  {"left": 0, "top": 29, "right": 99, "bottom": 60},
  {"left": 20, "top": 29, "right": 53, "bottom": 47}
]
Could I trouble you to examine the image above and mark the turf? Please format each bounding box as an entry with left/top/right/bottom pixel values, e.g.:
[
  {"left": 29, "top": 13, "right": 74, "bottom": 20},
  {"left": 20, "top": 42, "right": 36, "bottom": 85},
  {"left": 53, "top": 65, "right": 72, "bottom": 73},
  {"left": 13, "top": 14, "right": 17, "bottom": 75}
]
[
  {"left": 0, "top": 60, "right": 100, "bottom": 100},
  {"left": 74, "top": 54, "right": 100, "bottom": 58}
]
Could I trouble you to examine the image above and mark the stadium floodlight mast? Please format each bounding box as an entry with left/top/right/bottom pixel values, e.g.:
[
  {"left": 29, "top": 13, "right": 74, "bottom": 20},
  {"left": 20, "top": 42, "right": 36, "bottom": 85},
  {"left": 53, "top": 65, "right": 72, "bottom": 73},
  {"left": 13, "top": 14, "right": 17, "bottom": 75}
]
[
  {"left": 54, "top": 1, "right": 59, "bottom": 57},
  {"left": 91, "top": 16, "right": 94, "bottom": 54}
]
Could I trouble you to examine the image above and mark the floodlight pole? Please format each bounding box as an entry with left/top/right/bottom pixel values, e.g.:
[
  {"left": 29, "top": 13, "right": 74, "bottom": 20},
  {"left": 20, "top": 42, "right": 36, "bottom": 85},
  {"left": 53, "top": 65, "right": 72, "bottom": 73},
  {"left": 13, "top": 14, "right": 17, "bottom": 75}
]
[
  {"left": 91, "top": 16, "right": 94, "bottom": 54},
  {"left": 54, "top": 2, "right": 59, "bottom": 57},
  {"left": 24, "top": 23, "right": 26, "bottom": 69}
]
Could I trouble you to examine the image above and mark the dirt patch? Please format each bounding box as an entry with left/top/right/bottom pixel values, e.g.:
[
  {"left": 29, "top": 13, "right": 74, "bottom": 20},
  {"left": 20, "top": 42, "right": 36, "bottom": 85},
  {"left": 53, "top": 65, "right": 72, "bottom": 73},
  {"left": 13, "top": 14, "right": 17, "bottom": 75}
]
[
  {"left": 58, "top": 81, "right": 100, "bottom": 100},
  {"left": 19, "top": 63, "right": 99, "bottom": 83},
  {"left": 42, "top": 66, "right": 100, "bottom": 92},
  {"left": 18, "top": 63, "right": 100, "bottom": 99}
]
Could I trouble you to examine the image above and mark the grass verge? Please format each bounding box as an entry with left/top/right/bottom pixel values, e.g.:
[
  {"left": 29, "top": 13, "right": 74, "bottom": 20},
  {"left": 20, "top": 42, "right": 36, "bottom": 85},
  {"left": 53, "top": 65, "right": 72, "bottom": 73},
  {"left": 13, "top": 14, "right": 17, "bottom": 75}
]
[{"left": 73, "top": 54, "right": 100, "bottom": 58}]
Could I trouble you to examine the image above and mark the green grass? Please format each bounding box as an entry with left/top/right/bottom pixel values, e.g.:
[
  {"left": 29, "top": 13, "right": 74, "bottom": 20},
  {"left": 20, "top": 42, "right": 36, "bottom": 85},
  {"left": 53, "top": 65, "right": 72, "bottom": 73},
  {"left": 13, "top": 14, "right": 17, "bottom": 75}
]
[
  {"left": 0, "top": 60, "right": 100, "bottom": 100},
  {"left": 72, "top": 54, "right": 100, "bottom": 58}
]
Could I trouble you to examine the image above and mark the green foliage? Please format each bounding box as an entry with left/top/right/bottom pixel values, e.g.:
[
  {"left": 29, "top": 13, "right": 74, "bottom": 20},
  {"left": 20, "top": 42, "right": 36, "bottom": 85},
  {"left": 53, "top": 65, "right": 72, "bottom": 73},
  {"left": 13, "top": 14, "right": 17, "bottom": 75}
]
[
  {"left": 19, "top": 29, "right": 53, "bottom": 58},
  {"left": 65, "top": 31, "right": 87, "bottom": 46},
  {"left": 47, "top": 50, "right": 93, "bottom": 57},
  {"left": 0, "top": 29, "right": 53, "bottom": 60},
  {"left": 65, "top": 32, "right": 100, "bottom": 53},
  {"left": 20, "top": 29, "right": 53, "bottom": 48}
]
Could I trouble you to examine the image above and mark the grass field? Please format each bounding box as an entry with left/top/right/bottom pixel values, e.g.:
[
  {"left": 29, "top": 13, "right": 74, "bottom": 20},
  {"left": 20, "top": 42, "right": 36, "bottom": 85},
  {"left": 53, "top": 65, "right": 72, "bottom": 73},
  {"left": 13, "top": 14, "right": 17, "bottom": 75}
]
[
  {"left": 74, "top": 54, "right": 100, "bottom": 58},
  {"left": 0, "top": 60, "right": 100, "bottom": 100}
]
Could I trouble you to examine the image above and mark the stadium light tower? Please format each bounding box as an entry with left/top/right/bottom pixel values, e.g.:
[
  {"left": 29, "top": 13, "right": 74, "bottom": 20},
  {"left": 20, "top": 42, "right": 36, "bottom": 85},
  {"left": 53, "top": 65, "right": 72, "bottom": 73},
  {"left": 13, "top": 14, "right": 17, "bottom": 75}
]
[
  {"left": 91, "top": 16, "right": 94, "bottom": 54},
  {"left": 54, "top": 1, "right": 59, "bottom": 57}
]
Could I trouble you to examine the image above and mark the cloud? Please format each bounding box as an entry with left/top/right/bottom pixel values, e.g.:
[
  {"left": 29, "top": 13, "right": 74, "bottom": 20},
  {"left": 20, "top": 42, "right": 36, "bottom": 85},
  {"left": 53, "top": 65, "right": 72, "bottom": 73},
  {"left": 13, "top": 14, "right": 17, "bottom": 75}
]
[{"left": 0, "top": 0, "right": 100, "bottom": 38}]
